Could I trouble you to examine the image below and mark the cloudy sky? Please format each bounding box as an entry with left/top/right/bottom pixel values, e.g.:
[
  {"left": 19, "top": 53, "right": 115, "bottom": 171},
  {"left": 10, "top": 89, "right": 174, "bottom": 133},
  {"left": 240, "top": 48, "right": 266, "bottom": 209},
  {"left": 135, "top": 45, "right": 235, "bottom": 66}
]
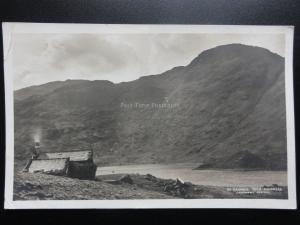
[{"left": 12, "top": 33, "right": 284, "bottom": 90}]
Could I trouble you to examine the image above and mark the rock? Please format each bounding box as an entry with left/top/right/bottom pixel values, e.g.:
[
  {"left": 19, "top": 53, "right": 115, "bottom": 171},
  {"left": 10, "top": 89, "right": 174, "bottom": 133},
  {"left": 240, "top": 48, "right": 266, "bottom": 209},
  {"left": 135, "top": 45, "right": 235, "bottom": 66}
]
[
  {"left": 103, "top": 179, "right": 121, "bottom": 185},
  {"left": 24, "top": 181, "right": 34, "bottom": 187},
  {"left": 145, "top": 174, "right": 156, "bottom": 181},
  {"left": 22, "top": 182, "right": 35, "bottom": 191},
  {"left": 175, "top": 178, "right": 185, "bottom": 186},
  {"left": 27, "top": 191, "right": 46, "bottom": 199},
  {"left": 184, "top": 182, "right": 193, "bottom": 187},
  {"left": 120, "top": 175, "right": 133, "bottom": 184}
]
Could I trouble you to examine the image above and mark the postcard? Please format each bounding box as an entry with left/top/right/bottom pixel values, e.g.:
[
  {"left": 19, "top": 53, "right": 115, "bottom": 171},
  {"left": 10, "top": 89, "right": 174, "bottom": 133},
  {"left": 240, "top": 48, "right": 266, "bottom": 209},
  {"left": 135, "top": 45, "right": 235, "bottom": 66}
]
[{"left": 2, "top": 23, "right": 296, "bottom": 209}]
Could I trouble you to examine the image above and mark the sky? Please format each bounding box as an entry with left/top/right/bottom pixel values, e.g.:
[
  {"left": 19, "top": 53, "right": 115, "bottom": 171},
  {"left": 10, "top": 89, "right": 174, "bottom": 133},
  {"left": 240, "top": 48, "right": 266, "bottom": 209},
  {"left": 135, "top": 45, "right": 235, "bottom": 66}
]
[{"left": 12, "top": 33, "right": 285, "bottom": 90}]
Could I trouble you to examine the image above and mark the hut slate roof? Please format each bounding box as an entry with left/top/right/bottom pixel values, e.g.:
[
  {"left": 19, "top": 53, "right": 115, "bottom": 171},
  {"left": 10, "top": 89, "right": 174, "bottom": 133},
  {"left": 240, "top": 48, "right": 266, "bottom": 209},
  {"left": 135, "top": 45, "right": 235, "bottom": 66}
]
[
  {"left": 38, "top": 150, "right": 93, "bottom": 162},
  {"left": 28, "top": 158, "right": 69, "bottom": 175}
]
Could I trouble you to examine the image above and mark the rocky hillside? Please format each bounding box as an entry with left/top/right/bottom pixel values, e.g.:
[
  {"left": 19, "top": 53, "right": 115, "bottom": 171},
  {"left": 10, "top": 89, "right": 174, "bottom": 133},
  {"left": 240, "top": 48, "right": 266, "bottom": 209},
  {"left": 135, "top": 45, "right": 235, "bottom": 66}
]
[{"left": 14, "top": 44, "right": 287, "bottom": 169}]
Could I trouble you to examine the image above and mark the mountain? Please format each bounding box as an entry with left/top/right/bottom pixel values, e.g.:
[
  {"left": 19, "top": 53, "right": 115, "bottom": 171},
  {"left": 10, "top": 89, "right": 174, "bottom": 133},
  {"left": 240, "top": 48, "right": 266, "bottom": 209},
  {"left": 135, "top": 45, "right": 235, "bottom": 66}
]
[{"left": 14, "top": 44, "right": 287, "bottom": 169}]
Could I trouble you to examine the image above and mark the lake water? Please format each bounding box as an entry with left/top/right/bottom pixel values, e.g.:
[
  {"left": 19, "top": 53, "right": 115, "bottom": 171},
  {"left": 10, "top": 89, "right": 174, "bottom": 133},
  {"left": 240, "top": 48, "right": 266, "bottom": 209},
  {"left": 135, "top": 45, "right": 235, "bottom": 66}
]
[{"left": 97, "top": 163, "right": 287, "bottom": 187}]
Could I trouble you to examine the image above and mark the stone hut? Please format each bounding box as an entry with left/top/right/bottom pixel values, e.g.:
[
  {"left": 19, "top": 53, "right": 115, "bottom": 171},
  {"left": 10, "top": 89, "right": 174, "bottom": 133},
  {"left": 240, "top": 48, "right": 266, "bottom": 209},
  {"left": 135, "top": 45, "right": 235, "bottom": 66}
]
[{"left": 25, "top": 149, "right": 97, "bottom": 180}]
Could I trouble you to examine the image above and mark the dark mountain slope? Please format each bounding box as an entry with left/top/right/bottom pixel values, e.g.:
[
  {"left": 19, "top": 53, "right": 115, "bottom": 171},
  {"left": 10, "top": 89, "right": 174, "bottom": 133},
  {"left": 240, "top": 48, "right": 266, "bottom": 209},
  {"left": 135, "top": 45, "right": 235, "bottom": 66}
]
[{"left": 14, "top": 44, "right": 287, "bottom": 169}]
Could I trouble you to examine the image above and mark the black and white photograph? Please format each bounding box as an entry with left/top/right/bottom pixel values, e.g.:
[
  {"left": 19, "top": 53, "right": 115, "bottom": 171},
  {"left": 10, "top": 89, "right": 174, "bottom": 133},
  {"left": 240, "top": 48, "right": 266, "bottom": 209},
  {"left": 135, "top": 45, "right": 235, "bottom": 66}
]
[{"left": 3, "top": 23, "right": 296, "bottom": 209}]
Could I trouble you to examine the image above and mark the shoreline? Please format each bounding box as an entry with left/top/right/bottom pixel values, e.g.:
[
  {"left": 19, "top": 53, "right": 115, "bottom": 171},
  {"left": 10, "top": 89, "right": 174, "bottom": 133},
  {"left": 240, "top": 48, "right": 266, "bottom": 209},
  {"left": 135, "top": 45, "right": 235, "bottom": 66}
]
[{"left": 97, "top": 163, "right": 288, "bottom": 187}]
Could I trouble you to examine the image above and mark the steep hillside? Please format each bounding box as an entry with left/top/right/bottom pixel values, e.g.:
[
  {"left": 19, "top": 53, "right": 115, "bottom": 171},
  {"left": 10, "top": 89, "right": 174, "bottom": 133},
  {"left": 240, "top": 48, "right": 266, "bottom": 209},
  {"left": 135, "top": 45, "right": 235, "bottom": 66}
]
[{"left": 14, "top": 44, "right": 287, "bottom": 169}]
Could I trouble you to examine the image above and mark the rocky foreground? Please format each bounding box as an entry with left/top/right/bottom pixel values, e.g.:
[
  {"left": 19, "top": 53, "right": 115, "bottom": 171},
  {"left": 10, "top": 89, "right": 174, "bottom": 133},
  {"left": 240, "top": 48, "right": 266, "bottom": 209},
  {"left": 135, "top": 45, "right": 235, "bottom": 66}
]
[{"left": 13, "top": 172, "right": 288, "bottom": 200}]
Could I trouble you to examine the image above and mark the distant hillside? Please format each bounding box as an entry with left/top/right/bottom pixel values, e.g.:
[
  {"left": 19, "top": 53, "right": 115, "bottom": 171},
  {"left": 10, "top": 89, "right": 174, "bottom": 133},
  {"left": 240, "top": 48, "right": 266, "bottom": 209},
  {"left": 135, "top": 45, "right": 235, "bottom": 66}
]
[{"left": 14, "top": 44, "right": 287, "bottom": 170}]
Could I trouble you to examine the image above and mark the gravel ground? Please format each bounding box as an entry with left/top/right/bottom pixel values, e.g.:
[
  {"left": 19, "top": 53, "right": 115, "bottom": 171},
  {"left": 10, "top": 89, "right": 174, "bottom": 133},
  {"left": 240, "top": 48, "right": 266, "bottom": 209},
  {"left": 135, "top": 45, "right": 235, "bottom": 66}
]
[
  {"left": 13, "top": 172, "right": 175, "bottom": 200},
  {"left": 13, "top": 171, "right": 288, "bottom": 200}
]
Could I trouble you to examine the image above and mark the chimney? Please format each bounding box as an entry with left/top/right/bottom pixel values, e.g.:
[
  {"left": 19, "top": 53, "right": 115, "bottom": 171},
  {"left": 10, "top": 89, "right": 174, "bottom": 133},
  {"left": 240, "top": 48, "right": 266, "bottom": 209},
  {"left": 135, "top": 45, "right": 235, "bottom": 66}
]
[{"left": 34, "top": 141, "right": 41, "bottom": 154}]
